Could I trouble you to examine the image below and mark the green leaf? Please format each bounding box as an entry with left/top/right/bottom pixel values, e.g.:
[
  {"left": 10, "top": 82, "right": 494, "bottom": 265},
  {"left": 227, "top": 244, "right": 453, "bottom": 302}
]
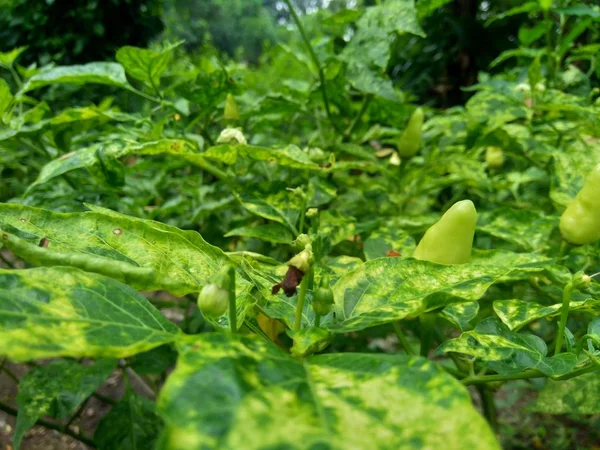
[
  {"left": 94, "top": 389, "right": 163, "bottom": 450},
  {"left": 13, "top": 359, "right": 115, "bottom": 449},
  {"left": 340, "top": 0, "right": 425, "bottom": 100},
  {"left": 478, "top": 208, "right": 557, "bottom": 251},
  {"left": 0, "top": 47, "right": 27, "bottom": 68},
  {"left": 19, "top": 62, "right": 132, "bottom": 93},
  {"left": 0, "top": 267, "right": 179, "bottom": 361},
  {"left": 203, "top": 144, "right": 320, "bottom": 170},
  {"left": 225, "top": 223, "right": 294, "bottom": 244},
  {"left": 550, "top": 140, "right": 600, "bottom": 208},
  {"left": 0, "top": 79, "right": 13, "bottom": 117},
  {"left": 116, "top": 45, "right": 174, "bottom": 89},
  {"left": 29, "top": 139, "right": 195, "bottom": 190},
  {"left": 363, "top": 225, "right": 416, "bottom": 260},
  {"left": 416, "top": 0, "right": 452, "bottom": 19},
  {"left": 441, "top": 301, "right": 480, "bottom": 331},
  {"left": 157, "top": 333, "right": 499, "bottom": 450},
  {"left": 0, "top": 203, "right": 228, "bottom": 295},
  {"left": 234, "top": 191, "right": 302, "bottom": 234},
  {"left": 437, "top": 317, "right": 577, "bottom": 376},
  {"left": 535, "top": 372, "right": 600, "bottom": 414},
  {"left": 327, "top": 258, "right": 544, "bottom": 333}
]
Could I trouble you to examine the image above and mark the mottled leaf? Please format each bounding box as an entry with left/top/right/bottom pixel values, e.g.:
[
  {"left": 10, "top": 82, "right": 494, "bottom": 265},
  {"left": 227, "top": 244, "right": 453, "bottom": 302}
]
[
  {"left": 438, "top": 317, "right": 577, "bottom": 376},
  {"left": 550, "top": 140, "right": 600, "bottom": 207},
  {"left": 0, "top": 267, "right": 179, "bottom": 361},
  {"left": 441, "top": 301, "right": 480, "bottom": 331},
  {"left": 535, "top": 372, "right": 600, "bottom": 414},
  {"left": 234, "top": 191, "right": 302, "bottom": 234},
  {"left": 327, "top": 258, "right": 544, "bottom": 333},
  {"left": 157, "top": 333, "right": 499, "bottom": 450},
  {"left": 29, "top": 139, "right": 195, "bottom": 190},
  {"left": 0, "top": 203, "right": 227, "bottom": 295},
  {"left": 363, "top": 226, "right": 416, "bottom": 260},
  {"left": 20, "top": 62, "right": 132, "bottom": 93},
  {"left": 203, "top": 144, "right": 320, "bottom": 170},
  {"left": 95, "top": 389, "right": 163, "bottom": 450},
  {"left": 14, "top": 359, "right": 115, "bottom": 449},
  {"left": 478, "top": 209, "right": 557, "bottom": 251},
  {"left": 494, "top": 298, "right": 600, "bottom": 331},
  {"left": 225, "top": 223, "right": 294, "bottom": 244}
]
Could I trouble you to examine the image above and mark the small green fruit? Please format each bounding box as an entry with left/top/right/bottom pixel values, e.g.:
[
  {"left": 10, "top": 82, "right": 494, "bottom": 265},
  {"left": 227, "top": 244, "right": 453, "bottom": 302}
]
[{"left": 197, "top": 284, "right": 229, "bottom": 318}]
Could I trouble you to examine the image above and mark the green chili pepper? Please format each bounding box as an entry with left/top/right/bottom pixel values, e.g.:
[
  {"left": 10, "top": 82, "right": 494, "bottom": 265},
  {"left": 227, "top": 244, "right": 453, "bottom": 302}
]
[
  {"left": 485, "top": 146, "right": 505, "bottom": 168},
  {"left": 559, "top": 163, "right": 600, "bottom": 245},
  {"left": 413, "top": 200, "right": 477, "bottom": 264},
  {"left": 224, "top": 93, "right": 239, "bottom": 121},
  {"left": 397, "top": 107, "right": 424, "bottom": 158},
  {"left": 312, "top": 274, "right": 334, "bottom": 316}
]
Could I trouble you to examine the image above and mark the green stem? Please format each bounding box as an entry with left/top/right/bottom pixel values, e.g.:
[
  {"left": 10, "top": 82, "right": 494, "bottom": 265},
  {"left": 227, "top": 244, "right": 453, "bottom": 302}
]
[
  {"left": 294, "top": 268, "right": 311, "bottom": 332},
  {"left": 554, "top": 280, "right": 574, "bottom": 356},
  {"left": 9, "top": 65, "right": 22, "bottom": 88},
  {"left": 392, "top": 322, "right": 414, "bottom": 355},
  {"left": 544, "top": 10, "right": 555, "bottom": 85},
  {"left": 125, "top": 86, "right": 162, "bottom": 104},
  {"left": 462, "top": 363, "right": 599, "bottom": 386},
  {"left": 476, "top": 386, "right": 498, "bottom": 432},
  {"left": 298, "top": 192, "right": 308, "bottom": 234},
  {"left": 345, "top": 94, "right": 373, "bottom": 139},
  {"left": 282, "top": 0, "right": 341, "bottom": 135},
  {"left": 419, "top": 313, "right": 436, "bottom": 357},
  {"left": 228, "top": 266, "right": 237, "bottom": 333},
  {"left": 314, "top": 313, "right": 321, "bottom": 328}
]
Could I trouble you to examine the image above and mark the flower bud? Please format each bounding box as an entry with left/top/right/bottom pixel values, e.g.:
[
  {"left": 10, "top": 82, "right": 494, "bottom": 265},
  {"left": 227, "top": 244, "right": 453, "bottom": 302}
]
[
  {"left": 217, "top": 128, "right": 247, "bottom": 145},
  {"left": 572, "top": 271, "right": 591, "bottom": 290}
]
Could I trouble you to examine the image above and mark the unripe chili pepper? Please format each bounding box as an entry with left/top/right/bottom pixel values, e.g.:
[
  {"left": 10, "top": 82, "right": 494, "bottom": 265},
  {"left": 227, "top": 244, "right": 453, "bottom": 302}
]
[
  {"left": 224, "top": 93, "right": 239, "bottom": 121},
  {"left": 559, "top": 163, "right": 600, "bottom": 245},
  {"left": 485, "top": 146, "right": 505, "bottom": 168},
  {"left": 197, "top": 264, "right": 235, "bottom": 318},
  {"left": 397, "top": 107, "right": 424, "bottom": 158},
  {"left": 413, "top": 200, "right": 477, "bottom": 264},
  {"left": 312, "top": 274, "right": 334, "bottom": 316}
]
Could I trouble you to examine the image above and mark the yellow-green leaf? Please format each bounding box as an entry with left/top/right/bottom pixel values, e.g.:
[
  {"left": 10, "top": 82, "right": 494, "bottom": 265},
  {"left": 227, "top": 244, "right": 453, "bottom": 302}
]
[
  {"left": 157, "top": 333, "right": 499, "bottom": 450},
  {"left": 0, "top": 267, "right": 179, "bottom": 361}
]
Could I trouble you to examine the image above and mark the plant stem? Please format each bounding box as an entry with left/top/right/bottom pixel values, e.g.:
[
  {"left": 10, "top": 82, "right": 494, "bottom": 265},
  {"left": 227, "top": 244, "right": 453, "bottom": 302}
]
[
  {"left": 461, "top": 363, "right": 599, "bottom": 386},
  {"left": 476, "top": 386, "right": 498, "bottom": 432},
  {"left": 282, "top": 0, "right": 341, "bottom": 135},
  {"left": 0, "top": 401, "right": 96, "bottom": 448},
  {"left": 345, "top": 94, "right": 373, "bottom": 138},
  {"left": 392, "top": 322, "right": 414, "bottom": 355},
  {"left": 554, "top": 280, "right": 574, "bottom": 356},
  {"left": 294, "top": 268, "right": 311, "bottom": 331},
  {"left": 419, "top": 313, "right": 436, "bottom": 357},
  {"left": 314, "top": 313, "right": 321, "bottom": 328},
  {"left": 9, "top": 65, "right": 22, "bottom": 88},
  {"left": 228, "top": 265, "right": 237, "bottom": 333}
]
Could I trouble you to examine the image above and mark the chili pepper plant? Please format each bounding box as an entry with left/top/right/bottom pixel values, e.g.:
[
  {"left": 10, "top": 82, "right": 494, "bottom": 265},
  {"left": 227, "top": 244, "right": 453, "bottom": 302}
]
[{"left": 0, "top": 1, "right": 599, "bottom": 449}]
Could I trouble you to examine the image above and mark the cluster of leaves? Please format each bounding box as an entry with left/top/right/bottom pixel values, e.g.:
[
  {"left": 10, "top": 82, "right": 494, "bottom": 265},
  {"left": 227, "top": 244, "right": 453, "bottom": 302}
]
[{"left": 0, "top": 0, "right": 599, "bottom": 449}]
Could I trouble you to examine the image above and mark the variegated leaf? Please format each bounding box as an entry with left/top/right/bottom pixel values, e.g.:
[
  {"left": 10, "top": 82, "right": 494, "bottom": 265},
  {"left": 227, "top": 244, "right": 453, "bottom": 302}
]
[
  {"left": 0, "top": 267, "right": 179, "bottom": 361},
  {"left": 157, "top": 333, "right": 499, "bottom": 450}
]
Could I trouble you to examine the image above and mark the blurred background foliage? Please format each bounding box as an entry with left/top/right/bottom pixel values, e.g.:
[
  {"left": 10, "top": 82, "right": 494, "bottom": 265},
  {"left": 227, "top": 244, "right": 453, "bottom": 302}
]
[{"left": 2, "top": 0, "right": 598, "bottom": 107}]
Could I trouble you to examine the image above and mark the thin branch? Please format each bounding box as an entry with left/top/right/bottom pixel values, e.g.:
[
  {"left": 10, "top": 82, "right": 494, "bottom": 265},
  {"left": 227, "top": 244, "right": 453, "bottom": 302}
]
[
  {"left": 461, "top": 362, "right": 599, "bottom": 386},
  {"left": 345, "top": 94, "right": 373, "bottom": 139},
  {"left": 392, "top": 322, "right": 414, "bottom": 355},
  {"left": 282, "top": 0, "right": 341, "bottom": 135}
]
